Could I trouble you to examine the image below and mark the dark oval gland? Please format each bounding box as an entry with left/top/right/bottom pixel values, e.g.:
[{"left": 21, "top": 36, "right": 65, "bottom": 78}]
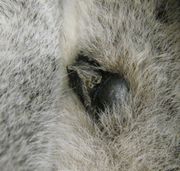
[
  {"left": 92, "top": 74, "right": 129, "bottom": 112},
  {"left": 67, "top": 55, "right": 130, "bottom": 120}
]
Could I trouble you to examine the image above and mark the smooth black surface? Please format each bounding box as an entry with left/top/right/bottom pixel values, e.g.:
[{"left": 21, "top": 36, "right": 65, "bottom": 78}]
[
  {"left": 91, "top": 73, "right": 129, "bottom": 112},
  {"left": 67, "top": 55, "right": 129, "bottom": 120}
]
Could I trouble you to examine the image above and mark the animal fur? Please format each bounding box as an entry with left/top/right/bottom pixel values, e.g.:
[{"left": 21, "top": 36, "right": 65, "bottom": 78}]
[{"left": 0, "top": 0, "right": 179, "bottom": 171}]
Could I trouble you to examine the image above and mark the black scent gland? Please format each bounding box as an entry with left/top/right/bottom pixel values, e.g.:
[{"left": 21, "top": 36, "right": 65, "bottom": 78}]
[
  {"left": 67, "top": 54, "right": 129, "bottom": 120},
  {"left": 91, "top": 73, "right": 129, "bottom": 113}
]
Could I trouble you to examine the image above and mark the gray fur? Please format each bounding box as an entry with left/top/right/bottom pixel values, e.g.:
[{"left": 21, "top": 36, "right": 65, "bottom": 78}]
[{"left": 0, "top": 0, "right": 179, "bottom": 171}]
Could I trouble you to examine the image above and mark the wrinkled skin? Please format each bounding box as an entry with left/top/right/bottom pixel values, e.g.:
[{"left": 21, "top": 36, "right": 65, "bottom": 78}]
[{"left": 0, "top": 0, "right": 179, "bottom": 171}]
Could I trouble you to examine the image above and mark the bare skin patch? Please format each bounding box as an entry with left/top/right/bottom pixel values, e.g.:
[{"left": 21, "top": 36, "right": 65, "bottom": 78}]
[{"left": 67, "top": 54, "right": 129, "bottom": 120}]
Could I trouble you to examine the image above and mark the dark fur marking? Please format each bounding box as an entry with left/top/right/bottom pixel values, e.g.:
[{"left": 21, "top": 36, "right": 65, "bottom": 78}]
[{"left": 155, "top": 2, "right": 168, "bottom": 23}]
